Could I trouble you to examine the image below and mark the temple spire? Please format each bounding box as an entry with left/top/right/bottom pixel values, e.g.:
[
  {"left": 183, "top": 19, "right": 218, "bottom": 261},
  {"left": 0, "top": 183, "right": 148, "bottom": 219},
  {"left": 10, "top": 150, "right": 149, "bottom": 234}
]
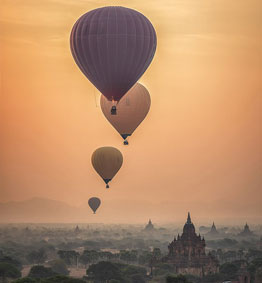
[
  {"left": 244, "top": 223, "right": 250, "bottom": 231},
  {"left": 187, "top": 212, "right": 191, "bottom": 224}
]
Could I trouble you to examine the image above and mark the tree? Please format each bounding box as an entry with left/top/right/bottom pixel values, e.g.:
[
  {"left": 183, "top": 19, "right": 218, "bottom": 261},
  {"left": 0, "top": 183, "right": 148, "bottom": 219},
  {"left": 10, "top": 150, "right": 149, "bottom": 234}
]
[
  {"left": 223, "top": 250, "right": 238, "bottom": 262},
  {"left": 122, "top": 265, "right": 146, "bottom": 277},
  {"left": 247, "top": 250, "right": 262, "bottom": 262},
  {"left": 201, "top": 273, "right": 223, "bottom": 282},
  {"left": 57, "top": 250, "right": 79, "bottom": 266},
  {"left": 130, "top": 273, "right": 146, "bottom": 283},
  {"left": 119, "top": 250, "right": 137, "bottom": 263},
  {"left": 138, "top": 250, "right": 152, "bottom": 265},
  {"left": 237, "top": 249, "right": 244, "bottom": 260},
  {"left": 49, "top": 259, "right": 69, "bottom": 276},
  {"left": 152, "top": 248, "right": 161, "bottom": 260},
  {"left": 133, "top": 239, "right": 146, "bottom": 249},
  {"left": 13, "top": 276, "right": 86, "bottom": 283},
  {"left": 13, "top": 278, "right": 37, "bottom": 283},
  {"left": 248, "top": 257, "right": 262, "bottom": 280},
  {"left": 79, "top": 250, "right": 99, "bottom": 267},
  {"left": 154, "top": 263, "right": 174, "bottom": 276},
  {"left": 166, "top": 275, "right": 192, "bottom": 283},
  {"left": 219, "top": 262, "right": 239, "bottom": 279},
  {"left": 28, "top": 265, "right": 57, "bottom": 279},
  {"left": 86, "top": 261, "right": 123, "bottom": 282},
  {"left": 99, "top": 251, "right": 114, "bottom": 261},
  {"left": 150, "top": 248, "right": 162, "bottom": 272},
  {"left": 27, "top": 248, "right": 47, "bottom": 265},
  {"left": 42, "top": 275, "right": 86, "bottom": 282},
  {"left": 0, "top": 256, "right": 22, "bottom": 271},
  {"left": 0, "top": 262, "right": 21, "bottom": 282}
]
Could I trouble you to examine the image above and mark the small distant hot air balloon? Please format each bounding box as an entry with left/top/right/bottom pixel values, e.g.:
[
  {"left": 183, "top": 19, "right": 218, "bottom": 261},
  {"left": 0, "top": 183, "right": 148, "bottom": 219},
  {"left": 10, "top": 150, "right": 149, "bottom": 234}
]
[
  {"left": 88, "top": 197, "right": 101, "bottom": 214},
  {"left": 70, "top": 6, "right": 157, "bottom": 109},
  {"left": 100, "top": 83, "right": 151, "bottom": 145},
  {"left": 91, "top": 147, "right": 123, "bottom": 188}
]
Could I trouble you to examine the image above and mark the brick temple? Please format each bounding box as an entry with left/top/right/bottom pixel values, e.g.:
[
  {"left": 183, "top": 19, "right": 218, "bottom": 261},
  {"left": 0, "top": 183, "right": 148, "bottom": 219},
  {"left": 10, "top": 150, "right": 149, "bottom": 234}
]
[{"left": 164, "top": 213, "right": 219, "bottom": 277}]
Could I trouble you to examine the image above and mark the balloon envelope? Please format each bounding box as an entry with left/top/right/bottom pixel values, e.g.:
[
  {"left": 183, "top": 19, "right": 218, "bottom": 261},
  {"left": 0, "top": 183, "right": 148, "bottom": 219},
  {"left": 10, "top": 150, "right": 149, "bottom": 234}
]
[
  {"left": 100, "top": 83, "right": 151, "bottom": 143},
  {"left": 70, "top": 6, "right": 157, "bottom": 102},
  {"left": 88, "top": 197, "right": 101, "bottom": 214},
  {"left": 91, "top": 147, "right": 123, "bottom": 188}
]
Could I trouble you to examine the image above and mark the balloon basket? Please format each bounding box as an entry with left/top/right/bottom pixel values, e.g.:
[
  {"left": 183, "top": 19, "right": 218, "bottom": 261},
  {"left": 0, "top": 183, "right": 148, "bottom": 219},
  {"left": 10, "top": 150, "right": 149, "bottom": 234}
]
[
  {"left": 111, "top": 106, "right": 117, "bottom": 115},
  {"left": 123, "top": 140, "right": 129, "bottom": 145}
]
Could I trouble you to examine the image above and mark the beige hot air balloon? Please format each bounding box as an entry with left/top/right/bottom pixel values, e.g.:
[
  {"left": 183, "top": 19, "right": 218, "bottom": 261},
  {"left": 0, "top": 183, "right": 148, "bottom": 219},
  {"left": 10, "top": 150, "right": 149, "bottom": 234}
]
[
  {"left": 91, "top": 147, "right": 123, "bottom": 188},
  {"left": 100, "top": 83, "right": 151, "bottom": 145}
]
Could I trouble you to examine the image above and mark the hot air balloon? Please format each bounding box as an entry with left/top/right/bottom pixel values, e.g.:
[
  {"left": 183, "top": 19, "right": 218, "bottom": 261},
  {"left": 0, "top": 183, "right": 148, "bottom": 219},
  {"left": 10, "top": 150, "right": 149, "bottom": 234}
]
[
  {"left": 70, "top": 6, "right": 157, "bottom": 109},
  {"left": 88, "top": 197, "right": 101, "bottom": 214},
  {"left": 91, "top": 147, "right": 123, "bottom": 188},
  {"left": 100, "top": 83, "right": 151, "bottom": 145}
]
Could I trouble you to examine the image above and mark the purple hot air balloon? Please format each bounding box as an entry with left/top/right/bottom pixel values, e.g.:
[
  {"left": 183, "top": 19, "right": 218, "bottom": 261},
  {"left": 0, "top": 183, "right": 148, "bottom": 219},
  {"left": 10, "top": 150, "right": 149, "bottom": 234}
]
[{"left": 70, "top": 6, "right": 157, "bottom": 103}]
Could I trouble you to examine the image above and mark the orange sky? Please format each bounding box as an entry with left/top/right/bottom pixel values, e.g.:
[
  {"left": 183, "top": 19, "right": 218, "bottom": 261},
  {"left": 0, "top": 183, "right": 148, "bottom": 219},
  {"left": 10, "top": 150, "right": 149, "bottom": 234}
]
[{"left": 0, "top": 0, "right": 261, "bottom": 223}]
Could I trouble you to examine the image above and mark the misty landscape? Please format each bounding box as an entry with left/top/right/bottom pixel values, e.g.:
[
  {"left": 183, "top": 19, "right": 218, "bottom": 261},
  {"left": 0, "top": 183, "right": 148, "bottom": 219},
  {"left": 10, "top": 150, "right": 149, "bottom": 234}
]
[{"left": 0, "top": 211, "right": 262, "bottom": 282}]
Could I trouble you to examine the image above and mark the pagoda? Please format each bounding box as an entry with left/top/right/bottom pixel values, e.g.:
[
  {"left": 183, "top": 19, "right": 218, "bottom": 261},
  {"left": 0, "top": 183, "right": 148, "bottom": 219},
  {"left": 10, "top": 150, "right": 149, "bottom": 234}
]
[
  {"left": 206, "top": 222, "right": 219, "bottom": 237},
  {"left": 74, "top": 225, "right": 81, "bottom": 234},
  {"left": 238, "top": 223, "right": 254, "bottom": 237},
  {"left": 144, "top": 219, "right": 154, "bottom": 231},
  {"left": 164, "top": 213, "right": 219, "bottom": 277}
]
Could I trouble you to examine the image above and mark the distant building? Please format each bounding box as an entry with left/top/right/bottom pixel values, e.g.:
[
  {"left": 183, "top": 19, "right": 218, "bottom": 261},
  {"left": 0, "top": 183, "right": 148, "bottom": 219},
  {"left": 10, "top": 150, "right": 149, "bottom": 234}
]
[
  {"left": 232, "top": 263, "right": 251, "bottom": 283},
  {"left": 238, "top": 223, "right": 254, "bottom": 237},
  {"left": 144, "top": 219, "right": 154, "bottom": 231},
  {"left": 206, "top": 222, "right": 219, "bottom": 237},
  {"left": 164, "top": 213, "right": 219, "bottom": 277},
  {"left": 74, "top": 225, "right": 81, "bottom": 234},
  {"left": 237, "top": 266, "right": 251, "bottom": 283}
]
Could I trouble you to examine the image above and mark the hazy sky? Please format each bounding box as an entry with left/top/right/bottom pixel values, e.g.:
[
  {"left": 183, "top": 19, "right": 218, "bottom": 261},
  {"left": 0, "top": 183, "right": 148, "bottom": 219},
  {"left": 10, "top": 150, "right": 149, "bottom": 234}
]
[{"left": 0, "top": 0, "right": 261, "bottom": 223}]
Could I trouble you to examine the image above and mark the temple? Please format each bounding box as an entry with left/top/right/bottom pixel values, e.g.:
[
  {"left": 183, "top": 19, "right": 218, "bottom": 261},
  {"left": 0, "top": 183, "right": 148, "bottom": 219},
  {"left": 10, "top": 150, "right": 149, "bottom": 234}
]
[
  {"left": 164, "top": 213, "right": 218, "bottom": 277},
  {"left": 238, "top": 223, "right": 254, "bottom": 237},
  {"left": 206, "top": 222, "right": 219, "bottom": 237},
  {"left": 74, "top": 225, "right": 81, "bottom": 234},
  {"left": 144, "top": 219, "right": 154, "bottom": 231}
]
